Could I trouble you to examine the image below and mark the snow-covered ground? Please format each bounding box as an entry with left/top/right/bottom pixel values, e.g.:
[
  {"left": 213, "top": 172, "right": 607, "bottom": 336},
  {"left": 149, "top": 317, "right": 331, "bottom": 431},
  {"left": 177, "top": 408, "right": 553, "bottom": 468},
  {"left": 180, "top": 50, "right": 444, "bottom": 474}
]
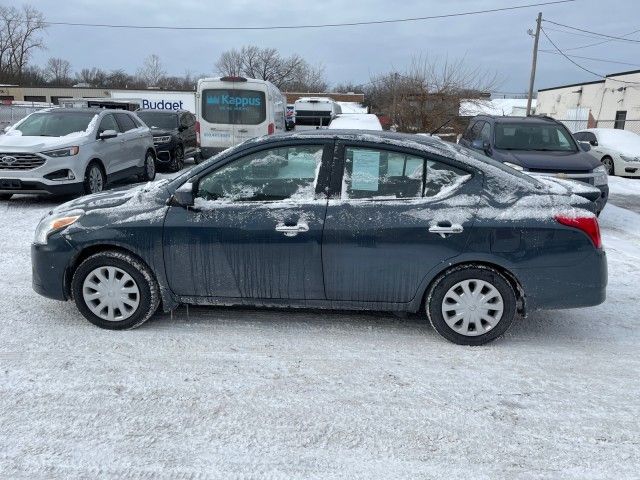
[{"left": 1, "top": 177, "right": 639, "bottom": 479}]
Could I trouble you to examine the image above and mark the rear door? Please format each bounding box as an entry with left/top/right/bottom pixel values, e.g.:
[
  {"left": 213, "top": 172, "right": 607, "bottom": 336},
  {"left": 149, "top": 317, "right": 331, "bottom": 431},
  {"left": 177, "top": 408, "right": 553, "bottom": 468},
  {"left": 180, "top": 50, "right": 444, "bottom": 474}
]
[
  {"left": 114, "top": 112, "right": 144, "bottom": 169},
  {"left": 322, "top": 142, "right": 480, "bottom": 304},
  {"left": 163, "top": 140, "right": 333, "bottom": 300}
]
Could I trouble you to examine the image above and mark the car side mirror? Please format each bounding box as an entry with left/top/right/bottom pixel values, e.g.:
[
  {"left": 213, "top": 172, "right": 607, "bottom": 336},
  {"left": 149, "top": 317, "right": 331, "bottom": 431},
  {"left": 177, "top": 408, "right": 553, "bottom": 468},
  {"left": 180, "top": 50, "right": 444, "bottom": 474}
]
[
  {"left": 579, "top": 141, "right": 591, "bottom": 152},
  {"left": 171, "top": 181, "right": 194, "bottom": 208},
  {"left": 589, "top": 140, "right": 598, "bottom": 147},
  {"left": 98, "top": 129, "right": 118, "bottom": 140},
  {"left": 471, "top": 139, "right": 492, "bottom": 154}
]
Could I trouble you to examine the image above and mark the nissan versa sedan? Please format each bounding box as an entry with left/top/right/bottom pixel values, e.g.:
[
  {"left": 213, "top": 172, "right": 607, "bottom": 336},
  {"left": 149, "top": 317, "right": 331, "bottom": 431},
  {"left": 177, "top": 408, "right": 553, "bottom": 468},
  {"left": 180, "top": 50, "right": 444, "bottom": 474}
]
[{"left": 31, "top": 131, "right": 607, "bottom": 345}]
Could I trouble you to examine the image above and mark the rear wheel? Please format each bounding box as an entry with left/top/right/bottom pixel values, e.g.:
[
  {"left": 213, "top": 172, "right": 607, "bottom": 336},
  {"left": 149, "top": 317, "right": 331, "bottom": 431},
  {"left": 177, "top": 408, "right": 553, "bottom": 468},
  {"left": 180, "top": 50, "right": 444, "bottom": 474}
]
[
  {"left": 139, "top": 150, "right": 156, "bottom": 181},
  {"left": 71, "top": 251, "right": 160, "bottom": 330},
  {"left": 169, "top": 145, "right": 185, "bottom": 172},
  {"left": 0, "top": 193, "right": 12, "bottom": 200},
  {"left": 602, "top": 156, "right": 615, "bottom": 176},
  {"left": 193, "top": 151, "right": 204, "bottom": 164},
  {"left": 83, "top": 162, "right": 105, "bottom": 195},
  {"left": 426, "top": 266, "right": 517, "bottom": 345}
]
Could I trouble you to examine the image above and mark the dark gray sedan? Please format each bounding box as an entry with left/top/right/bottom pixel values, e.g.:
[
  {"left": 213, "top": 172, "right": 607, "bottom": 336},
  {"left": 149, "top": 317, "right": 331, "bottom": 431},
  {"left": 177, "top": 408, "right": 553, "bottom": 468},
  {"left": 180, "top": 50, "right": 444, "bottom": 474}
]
[{"left": 31, "top": 131, "right": 607, "bottom": 345}]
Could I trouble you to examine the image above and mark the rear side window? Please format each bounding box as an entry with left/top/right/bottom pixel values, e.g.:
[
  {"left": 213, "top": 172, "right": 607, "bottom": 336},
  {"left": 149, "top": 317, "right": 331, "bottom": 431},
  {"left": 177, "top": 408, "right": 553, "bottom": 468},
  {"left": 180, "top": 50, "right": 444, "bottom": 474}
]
[
  {"left": 341, "top": 147, "right": 469, "bottom": 200},
  {"left": 201, "top": 89, "right": 266, "bottom": 125},
  {"left": 115, "top": 113, "right": 138, "bottom": 132}
]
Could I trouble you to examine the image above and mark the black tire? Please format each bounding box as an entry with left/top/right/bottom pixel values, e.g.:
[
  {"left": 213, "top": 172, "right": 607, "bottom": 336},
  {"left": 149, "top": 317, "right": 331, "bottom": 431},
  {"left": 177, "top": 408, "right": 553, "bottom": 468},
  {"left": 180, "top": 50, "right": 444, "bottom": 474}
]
[
  {"left": 83, "top": 161, "right": 106, "bottom": 195},
  {"left": 139, "top": 150, "right": 157, "bottom": 181},
  {"left": 169, "top": 145, "right": 185, "bottom": 172},
  {"left": 71, "top": 251, "right": 160, "bottom": 330},
  {"left": 193, "top": 151, "right": 203, "bottom": 164},
  {"left": 426, "top": 266, "right": 517, "bottom": 346},
  {"left": 0, "top": 193, "right": 12, "bottom": 200},
  {"left": 602, "top": 156, "right": 615, "bottom": 176}
]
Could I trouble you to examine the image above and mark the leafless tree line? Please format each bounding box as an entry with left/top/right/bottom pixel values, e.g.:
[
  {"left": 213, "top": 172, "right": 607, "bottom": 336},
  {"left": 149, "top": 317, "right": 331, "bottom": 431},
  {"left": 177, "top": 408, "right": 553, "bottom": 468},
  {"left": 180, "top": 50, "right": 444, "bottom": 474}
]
[{"left": 0, "top": 5, "right": 47, "bottom": 82}]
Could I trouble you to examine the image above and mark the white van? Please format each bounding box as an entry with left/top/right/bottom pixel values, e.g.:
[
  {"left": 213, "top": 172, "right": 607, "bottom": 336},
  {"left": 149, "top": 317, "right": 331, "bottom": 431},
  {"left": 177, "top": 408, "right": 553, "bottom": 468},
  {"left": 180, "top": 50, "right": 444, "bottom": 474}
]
[
  {"left": 196, "top": 76, "right": 286, "bottom": 158},
  {"left": 294, "top": 97, "right": 341, "bottom": 127}
]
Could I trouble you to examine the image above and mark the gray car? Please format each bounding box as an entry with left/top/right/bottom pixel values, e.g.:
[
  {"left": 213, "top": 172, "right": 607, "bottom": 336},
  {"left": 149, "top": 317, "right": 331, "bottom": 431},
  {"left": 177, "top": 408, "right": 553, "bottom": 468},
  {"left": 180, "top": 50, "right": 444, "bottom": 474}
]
[{"left": 0, "top": 108, "right": 157, "bottom": 200}]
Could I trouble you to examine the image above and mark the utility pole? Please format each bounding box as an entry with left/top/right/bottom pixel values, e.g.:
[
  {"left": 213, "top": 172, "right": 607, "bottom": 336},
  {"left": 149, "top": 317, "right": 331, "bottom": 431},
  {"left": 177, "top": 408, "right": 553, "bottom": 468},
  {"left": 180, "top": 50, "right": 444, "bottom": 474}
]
[{"left": 526, "top": 12, "right": 542, "bottom": 116}]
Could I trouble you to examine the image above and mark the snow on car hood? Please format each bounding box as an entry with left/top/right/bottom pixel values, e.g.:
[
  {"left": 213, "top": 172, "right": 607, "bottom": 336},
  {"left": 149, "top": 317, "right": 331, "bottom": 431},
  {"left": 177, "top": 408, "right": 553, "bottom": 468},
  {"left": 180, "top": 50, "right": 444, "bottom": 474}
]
[{"left": 0, "top": 133, "right": 90, "bottom": 151}]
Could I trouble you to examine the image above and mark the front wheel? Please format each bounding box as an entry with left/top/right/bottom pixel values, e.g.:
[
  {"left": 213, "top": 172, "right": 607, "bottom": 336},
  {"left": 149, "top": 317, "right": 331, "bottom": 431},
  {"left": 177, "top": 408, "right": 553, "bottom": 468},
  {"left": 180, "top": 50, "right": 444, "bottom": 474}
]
[
  {"left": 602, "top": 156, "right": 615, "bottom": 176},
  {"left": 169, "top": 145, "right": 185, "bottom": 172},
  {"left": 426, "top": 266, "right": 517, "bottom": 345},
  {"left": 71, "top": 251, "right": 160, "bottom": 330},
  {"left": 139, "top": 150, "right": 156, "bottom": 181},
  {"left": 84, "top": 162, "right": 105, "bottom": 195}
]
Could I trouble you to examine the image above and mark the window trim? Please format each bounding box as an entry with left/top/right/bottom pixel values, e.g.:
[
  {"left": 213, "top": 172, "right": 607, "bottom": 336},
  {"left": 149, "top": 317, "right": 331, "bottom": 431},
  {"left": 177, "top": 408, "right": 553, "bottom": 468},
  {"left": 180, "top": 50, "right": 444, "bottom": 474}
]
[
  {"left": 191, "top": 140, "right": 335, "bottom": 205},
  {"left": 330, "top": 140, "right": 475, "bottom": 202}
]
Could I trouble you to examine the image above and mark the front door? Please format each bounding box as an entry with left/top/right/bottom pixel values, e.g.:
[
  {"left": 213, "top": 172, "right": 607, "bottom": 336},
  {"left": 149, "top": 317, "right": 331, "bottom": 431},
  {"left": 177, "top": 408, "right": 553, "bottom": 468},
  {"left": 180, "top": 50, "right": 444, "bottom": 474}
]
[
  {"left": 93, "top": 113, "right": 125, "bottom": 176},
  {"left": 163, "top": 141, "right": 333, "bottom": 300},
  {"left": 322, "top": 143, "right": 479, "bottom": 304}
]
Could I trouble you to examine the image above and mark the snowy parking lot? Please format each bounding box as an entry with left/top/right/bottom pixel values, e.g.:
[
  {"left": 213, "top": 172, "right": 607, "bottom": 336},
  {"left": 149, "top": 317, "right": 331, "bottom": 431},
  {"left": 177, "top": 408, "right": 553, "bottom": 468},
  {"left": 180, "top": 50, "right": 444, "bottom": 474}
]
[{"left": 1, "top": 176, "right": 639, "bottom": 479}]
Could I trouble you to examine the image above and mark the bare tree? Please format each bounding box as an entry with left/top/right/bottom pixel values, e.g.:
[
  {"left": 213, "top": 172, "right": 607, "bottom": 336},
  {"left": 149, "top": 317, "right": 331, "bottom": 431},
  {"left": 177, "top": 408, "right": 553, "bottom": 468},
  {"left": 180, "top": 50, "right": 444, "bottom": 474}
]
[
  {"left": 0, "top": 5, "right": 47, "bottom": 82},
  {"left": 215, "top": 46, "right": 325, "bottom": 91},
  {"left": 137, "top": 54, "right": 166, "bottom": 87},
  {"left": 75, "top": 67, "right": 107, "bottom": 87},
  {"left": 365, "top": 55, "right": 500, "bottom": 133},
  {"left": 43, "top": 57, "right": 72, "bottom": 86}
]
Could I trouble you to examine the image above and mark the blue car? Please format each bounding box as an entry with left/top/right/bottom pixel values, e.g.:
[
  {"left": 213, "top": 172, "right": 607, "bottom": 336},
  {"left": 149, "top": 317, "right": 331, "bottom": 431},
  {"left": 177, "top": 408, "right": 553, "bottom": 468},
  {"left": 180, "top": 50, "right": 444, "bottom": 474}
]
[{"left": 31, "top": 131, "right": 607, "bottom": 345}]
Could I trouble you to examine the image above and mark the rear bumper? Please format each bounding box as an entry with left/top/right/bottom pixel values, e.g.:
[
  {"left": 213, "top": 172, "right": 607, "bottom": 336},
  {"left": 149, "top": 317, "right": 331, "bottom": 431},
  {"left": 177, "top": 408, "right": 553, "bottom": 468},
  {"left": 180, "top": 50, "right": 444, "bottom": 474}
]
[
  {"left": 0, "top": 178, "right": 85, "bottom": 196},
  {"left": 516, "top": 249, "right": 607, "bottom": 311},
  {"left": 595, "top": 185, "right": 608, "bottom": 213}
]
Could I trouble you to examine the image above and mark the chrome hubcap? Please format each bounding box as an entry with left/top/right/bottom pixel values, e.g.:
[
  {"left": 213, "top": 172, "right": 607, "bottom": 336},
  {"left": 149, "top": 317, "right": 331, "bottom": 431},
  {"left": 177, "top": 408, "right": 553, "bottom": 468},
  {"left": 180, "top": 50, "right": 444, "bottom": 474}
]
[
  {"left": 441, "top": 279, "right": 504, "bottom": 336},
  {"left": 89, "top": 167, "right": 103, "bottom": 193},
  {"left": 82, "top": 266, "right": 140, "bottom": 321}
]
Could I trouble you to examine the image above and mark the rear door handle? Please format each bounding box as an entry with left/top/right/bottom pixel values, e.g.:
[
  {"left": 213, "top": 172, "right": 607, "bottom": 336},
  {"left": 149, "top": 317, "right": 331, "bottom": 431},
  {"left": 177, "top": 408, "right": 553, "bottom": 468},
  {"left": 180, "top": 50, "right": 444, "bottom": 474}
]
[
  {"left": 275, "top": 221, "right": 309, "bottom": 237},
  {"left": 429, "top": 223, "right": 464, "bottom": 238}
]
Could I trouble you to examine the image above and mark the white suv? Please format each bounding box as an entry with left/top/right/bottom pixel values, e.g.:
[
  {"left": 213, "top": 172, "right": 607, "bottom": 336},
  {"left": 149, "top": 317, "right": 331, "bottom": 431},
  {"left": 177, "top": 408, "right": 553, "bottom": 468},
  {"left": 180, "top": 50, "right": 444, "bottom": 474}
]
[{"left": 0, "top": 108, "right": 156, "bottom": 200}]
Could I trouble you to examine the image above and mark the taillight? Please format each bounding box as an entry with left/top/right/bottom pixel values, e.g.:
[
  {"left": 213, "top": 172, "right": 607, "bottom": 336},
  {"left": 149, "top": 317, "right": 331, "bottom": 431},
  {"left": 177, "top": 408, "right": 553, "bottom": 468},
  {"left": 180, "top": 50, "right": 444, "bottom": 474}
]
[
  {"left": 555, "top": 214, "right": 602, "bottom": 249},
  {"left": 268, "top": 123, "right": 275, "bottom": 135},
  {"left": 195, "top": 121, "right": 200, "bottom": 145}
]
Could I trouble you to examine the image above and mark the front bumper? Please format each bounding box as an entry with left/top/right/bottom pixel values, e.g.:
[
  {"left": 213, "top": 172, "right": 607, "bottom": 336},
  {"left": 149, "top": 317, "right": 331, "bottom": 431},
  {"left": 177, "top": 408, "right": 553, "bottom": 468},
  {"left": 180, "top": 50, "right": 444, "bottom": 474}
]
[
  {"left": 31, "top": 235, "right": 77, "bottom": 301},
  {"left": 0, "top": 178, "right": 85, "bottom": 196}
]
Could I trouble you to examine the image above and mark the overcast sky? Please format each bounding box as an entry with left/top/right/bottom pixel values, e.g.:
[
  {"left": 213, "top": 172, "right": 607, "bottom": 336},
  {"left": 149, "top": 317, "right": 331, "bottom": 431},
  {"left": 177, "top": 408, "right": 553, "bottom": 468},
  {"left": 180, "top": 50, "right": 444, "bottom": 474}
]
[{"left": 13, "top": 0, "right": 640, "bottom": 94}]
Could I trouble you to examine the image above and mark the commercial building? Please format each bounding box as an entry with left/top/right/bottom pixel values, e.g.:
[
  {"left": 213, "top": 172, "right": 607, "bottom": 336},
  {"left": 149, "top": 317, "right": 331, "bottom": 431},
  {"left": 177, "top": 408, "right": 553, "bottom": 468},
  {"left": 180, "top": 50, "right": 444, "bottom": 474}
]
[{"left": 536, "top": 69, "right": 640, "bottom": 133}]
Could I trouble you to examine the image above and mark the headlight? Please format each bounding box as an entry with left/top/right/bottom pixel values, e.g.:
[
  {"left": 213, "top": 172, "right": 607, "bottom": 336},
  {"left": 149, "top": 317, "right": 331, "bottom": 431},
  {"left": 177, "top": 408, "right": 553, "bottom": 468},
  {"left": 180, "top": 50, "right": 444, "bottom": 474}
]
[
  {"left": 593, "top": 165, "right": 608, "bottom": 186},
  {"left": 620, "top": 154, "right": 638, "bottom": 162},
  {"left": 34, "top": 210, "right": 84, "bottom": 245},
  {"left": 153, "top": 135, "right": 172, "bottom": 144},
  {"left": 42, "top": 146, "right": 80, "bottom": 157},
  {"left": 503, "top": 162, "right": 524, "bottom": 171}
]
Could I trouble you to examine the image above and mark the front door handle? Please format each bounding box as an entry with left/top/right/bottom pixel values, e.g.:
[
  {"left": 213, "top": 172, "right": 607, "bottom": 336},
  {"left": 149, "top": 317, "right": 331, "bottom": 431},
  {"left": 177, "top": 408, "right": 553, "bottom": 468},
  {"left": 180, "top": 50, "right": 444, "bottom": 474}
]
[
  {"left": 429, "top": 223, "right": 464, "bottom": 238},
  {"left": 275, "top": 221, "right": 309, "bottom": 237}
]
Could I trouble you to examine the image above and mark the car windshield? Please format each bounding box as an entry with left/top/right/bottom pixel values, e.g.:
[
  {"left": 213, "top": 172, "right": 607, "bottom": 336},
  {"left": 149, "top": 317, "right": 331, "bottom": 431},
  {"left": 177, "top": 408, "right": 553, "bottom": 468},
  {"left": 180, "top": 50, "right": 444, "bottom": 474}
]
[
  {"left": 494, "top": 122, "right": 577, "bottom": 152},
  {"left": 13, "top": 111, "right": 96, "bottom": 137},
  {"left": 137, "top": 112, "right": 178, "bottom": 129}
]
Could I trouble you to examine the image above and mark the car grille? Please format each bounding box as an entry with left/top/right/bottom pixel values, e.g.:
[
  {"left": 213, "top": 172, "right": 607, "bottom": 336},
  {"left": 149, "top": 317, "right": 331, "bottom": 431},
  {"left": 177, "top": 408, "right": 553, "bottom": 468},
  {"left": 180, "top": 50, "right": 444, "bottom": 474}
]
[{"left": 0, "top": 152, "right": 46, "bottom": 170}]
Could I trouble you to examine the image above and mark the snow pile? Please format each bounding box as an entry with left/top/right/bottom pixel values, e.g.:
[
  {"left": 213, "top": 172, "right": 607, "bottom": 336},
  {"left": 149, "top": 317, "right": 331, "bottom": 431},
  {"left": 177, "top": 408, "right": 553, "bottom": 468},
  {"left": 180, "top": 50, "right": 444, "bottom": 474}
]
[{"left": 329, "top": 114, "right": 382, "bottom": 131}]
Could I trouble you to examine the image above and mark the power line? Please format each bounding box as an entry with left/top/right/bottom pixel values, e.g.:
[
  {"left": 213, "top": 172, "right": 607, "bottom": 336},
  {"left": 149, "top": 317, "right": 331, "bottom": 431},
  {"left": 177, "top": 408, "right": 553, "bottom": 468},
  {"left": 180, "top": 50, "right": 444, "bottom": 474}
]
[
  {"left": 563, "top": 28, "right": 640, "bottom": 51},
  {"left": 543, "top": 19, "right": 640, "bottom": 43},
  {"left": 539, "top": 50, "right": 640, "bottom": 67},
  {"left": 32, "top": 0, "right": 577, "bottom": 31},
  {"left": 540, "top": 27, "right": 640, "bottom": 86}
]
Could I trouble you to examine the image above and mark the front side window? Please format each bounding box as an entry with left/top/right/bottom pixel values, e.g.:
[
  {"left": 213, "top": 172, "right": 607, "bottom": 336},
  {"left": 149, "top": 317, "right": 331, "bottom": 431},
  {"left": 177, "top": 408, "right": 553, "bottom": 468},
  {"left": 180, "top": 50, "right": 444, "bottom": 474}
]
[
  {"left": 480, "top": 122, "right": 492, "bottom": 143},
  {"left": 494, "top": 123, "right": 577, "bottom": 152},
  {"left": 14, "top": 112, "right": 96, "bottom": 137},
  {"left": 197, "top": 145, "right": 324, "bottom": 202},
  {"left": 98, "top": 114, "right": 119, "bottom": 133},
  {"left": 201, "top": 89, "right": 266, "bottom": 125},
  {"left": 341, "top": 147, "right": 470, "bottom": 200},
  {"left": 115, "top": 113, "right": 138, "bottom": 132}
]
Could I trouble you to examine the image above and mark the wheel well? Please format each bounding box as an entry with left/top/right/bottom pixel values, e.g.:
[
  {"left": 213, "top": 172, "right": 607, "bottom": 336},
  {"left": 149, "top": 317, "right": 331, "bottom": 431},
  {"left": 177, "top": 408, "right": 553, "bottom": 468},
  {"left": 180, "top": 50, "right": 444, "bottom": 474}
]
[
  {"left": 146, "top": 148, "right": 156, "bottom": 159},
  {"left": 65, "top": 244, "right": 154, "bottom": 298},
  {"left": 420, "top": 261, "right": 526, "bottom": 315},
  {"left": 87, "top": 158, "right": 105, "bottom": 176}
]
